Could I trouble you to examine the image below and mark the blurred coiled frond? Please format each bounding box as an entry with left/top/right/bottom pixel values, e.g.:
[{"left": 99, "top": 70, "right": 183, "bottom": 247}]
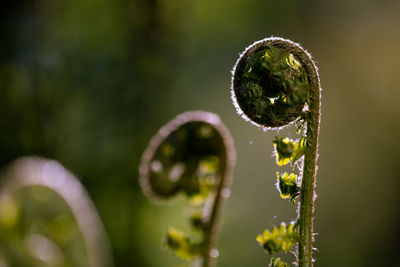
[
  {"left": 139, "top": 111, "right": 235, "bottom": 267},
  {"left": 0, "top": 156, "right": 114, "bottom": 267}
]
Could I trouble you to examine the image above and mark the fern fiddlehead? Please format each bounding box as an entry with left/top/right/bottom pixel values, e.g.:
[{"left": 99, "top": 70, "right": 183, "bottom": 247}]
[
  {"left": 139, "top": 111, "right": 235, "bottom": 267},
  {"left": 231, "top": 37, "right": 321, "bottom": 267},
  {"left": 0, "top": 156, "right": 114, "bottom": 267}
]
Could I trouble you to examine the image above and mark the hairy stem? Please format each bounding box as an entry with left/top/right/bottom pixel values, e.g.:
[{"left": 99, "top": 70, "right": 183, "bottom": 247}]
[{"left": 297, "top": 52, "right": 321, "bottom": 267}]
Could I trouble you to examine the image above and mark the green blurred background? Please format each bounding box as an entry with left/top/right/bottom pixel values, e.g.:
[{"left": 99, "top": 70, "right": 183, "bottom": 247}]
[{"left": 1, "top": 0, "right": 400, "bottom": 266}]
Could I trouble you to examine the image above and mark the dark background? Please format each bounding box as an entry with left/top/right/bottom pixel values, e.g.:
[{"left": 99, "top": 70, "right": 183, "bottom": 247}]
[{"left": 1, "top": 0, "right": 400, "bottom": 266}]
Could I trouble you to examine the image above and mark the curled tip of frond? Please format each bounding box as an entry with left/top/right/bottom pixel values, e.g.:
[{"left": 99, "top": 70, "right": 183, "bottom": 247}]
[
  {"left": 231, "top": 37, "right": 319, "bottom": 129},
  {"left": 0, "top": 156, "right": 114, "bottom": 267},
  {"left": 139, "top": 111, "right": 236, "bottom": 202}
]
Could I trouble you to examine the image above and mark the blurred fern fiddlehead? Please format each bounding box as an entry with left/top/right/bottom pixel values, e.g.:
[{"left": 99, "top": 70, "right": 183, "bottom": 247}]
[
  {"left": 0, "top": 157, "right": 114, "bottom": 267},
  {"left": 231, "top": 37, "right": 321, "bottom": 267},
  {"left": 139, "top": 111, "right": 235, "bottom": 267}
]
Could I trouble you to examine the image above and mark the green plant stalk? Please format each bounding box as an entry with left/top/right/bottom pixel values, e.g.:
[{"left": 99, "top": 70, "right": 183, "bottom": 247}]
[
  {"left": 297, "top": 53, "right": 321, "bottom": 267},
  {"left": 202, "top": 159, "right": 231, "bottom": 267},
  {"left": 298, "top": 85, "right": 320, "bottom": 267},
  {"left": 274, "top": 39, "right": 321, "bottom": 266}
]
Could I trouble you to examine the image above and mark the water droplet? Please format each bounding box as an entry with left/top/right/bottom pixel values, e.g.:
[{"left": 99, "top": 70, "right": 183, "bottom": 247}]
[
  {"left": 150, "top": 161, "right": 162, "bottom": 172},
  {"left": 210, "top": 249, "right": 219, "bottom": 258},
  {"left": 221, "top": 188, "right": 231, "bottom": 198},
  {"left": 169, "top": 163, "right": 185, "bottom": 182}
]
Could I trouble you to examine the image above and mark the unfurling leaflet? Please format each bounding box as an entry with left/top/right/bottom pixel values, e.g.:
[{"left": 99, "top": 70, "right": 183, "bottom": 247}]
[
  {"left": 273, "top": 137, "right": 305, "bottom": 166},
  {"left": 139, "top": 111, "right": 235, "bottom": 267},
  {"left": 164, "top": 227, "right": 200, "bottom": 261},
  {"left": 256, "top": 222, "right": 298, "bottom": 254},
  {"left": 231, "top": 37, "right": 321, "bottom": 267},
  {"left": 276, "top": 172, "right": 300, "bottom": 203},
  {"left": 270, "top": 257, "right": 289, "bottom": 267}
]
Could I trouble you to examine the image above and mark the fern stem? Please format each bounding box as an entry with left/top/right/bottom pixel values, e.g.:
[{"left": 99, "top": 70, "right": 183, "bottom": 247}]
[
  {"left": 298, "top": 78, "right": 320, "bottom": 267},
  {"left": 202, "top": 162, "right": 232, "bottom": 267},
  {"left": 296, "top": 45, "right": 321, "bottom": 267},
  {"left": 202, "top": 120, "right": 235, "bottom": 267},
  {"left": 271, "top": 39, "right": 321, "bottom": 267}
]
